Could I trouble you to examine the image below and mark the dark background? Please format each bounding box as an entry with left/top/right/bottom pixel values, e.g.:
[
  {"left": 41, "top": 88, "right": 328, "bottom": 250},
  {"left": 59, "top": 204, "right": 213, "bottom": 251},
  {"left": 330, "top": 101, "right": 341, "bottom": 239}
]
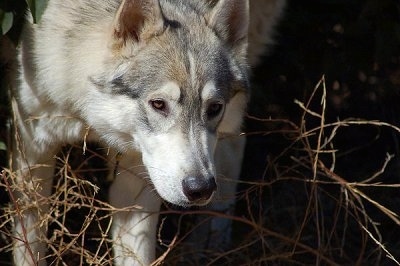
[{"left": 239, "top": 0, "right": 400, "bottom": 264}]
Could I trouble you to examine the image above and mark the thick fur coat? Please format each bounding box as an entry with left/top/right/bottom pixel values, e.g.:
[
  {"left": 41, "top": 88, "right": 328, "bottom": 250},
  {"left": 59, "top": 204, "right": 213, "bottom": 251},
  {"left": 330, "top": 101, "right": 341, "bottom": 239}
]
[{"left": 11, "top": 0, "right": 285, "bottom": 265}]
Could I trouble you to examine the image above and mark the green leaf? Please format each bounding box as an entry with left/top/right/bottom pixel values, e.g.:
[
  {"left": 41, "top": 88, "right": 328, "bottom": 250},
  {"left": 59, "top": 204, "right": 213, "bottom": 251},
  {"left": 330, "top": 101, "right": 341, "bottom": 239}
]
[
  {"left": 35, "top": 0, "right": 48, "bottom": 22},
  {"left": 26, "top": 0, "right": 48, "bottom": 23},
  {"left": 0, "top": 10, "right": 13, "bottom": 35},
  {"left": 0, "top": 141, "right": 6, "bottom": 151},
  {"left": 25, "top": 0, "right": 36, "bottom": 23}
]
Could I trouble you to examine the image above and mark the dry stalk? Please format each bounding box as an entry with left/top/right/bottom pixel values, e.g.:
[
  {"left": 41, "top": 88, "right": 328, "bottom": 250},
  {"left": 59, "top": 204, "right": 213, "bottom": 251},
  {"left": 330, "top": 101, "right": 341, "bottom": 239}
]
[{"left": 1, "top": 76, "right": 399, "bottom": 265}]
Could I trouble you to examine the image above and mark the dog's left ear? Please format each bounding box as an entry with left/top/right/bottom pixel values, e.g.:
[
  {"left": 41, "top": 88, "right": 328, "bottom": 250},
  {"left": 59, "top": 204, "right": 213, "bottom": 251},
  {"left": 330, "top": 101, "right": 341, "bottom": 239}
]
[
  {"left": 113, "top": 0, "right": 164, "bottom": 45},
  {"left": 206, "top": 0, "right": 249, "bottom": 59}
]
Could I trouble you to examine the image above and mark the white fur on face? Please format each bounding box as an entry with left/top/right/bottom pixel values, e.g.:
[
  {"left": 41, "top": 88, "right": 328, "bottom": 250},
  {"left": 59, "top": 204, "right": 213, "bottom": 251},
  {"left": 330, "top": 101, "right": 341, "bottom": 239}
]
[
  {"left": 132, "top": 80, "right": 223, "bottom": 206},
  {"left": 84, "top": 70, "right": 242, "bottom": 206},
  {"left": 138, "top": 128, "right": 217, "bottom": 206},
  {"left": 148, "top": 81, "right": 181, "bottom": 102},
  {"left": 83, "top": 78, "right": 243, "bottom": 206},
  {"left": 202, "top": 80, "right": 221, "bottom": 102},
  {"left": 83, "top": 87, "right": 141, "bottom": 151},
  {"left": 188, "top": 51, "right": 197, "bottom": 88}
]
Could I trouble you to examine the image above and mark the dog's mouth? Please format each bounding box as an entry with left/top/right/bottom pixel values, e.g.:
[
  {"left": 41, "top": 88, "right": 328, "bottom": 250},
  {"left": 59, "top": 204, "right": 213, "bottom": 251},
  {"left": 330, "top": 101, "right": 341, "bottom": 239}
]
[
  {"left": 186, "top": 193, "right": 216, "bottom": 207},
  {"left": 150, "top": 177, "right": 217, "bottom": 207},
  {"left": 173, "top": 197, "right": 214, "bottom": 209},
  {"left": 142, "top": 154, "right": 218, "bottom": 207}
]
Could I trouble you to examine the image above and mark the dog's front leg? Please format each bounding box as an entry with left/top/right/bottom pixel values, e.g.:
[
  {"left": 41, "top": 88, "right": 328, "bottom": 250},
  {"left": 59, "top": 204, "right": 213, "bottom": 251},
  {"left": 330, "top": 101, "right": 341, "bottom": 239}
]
[
  {"left": 108, "top": 151, "right": 161, "bottom": 266},
  {"left": 210, "top": 136, "right": 246, "bottom": 246},
  {"left": 11, "top": 164, "right": 54, "bottom": 266},
  {"left": 10, "top": 106, "right": 57, "bottom": 266},
  {"left": 188, "top": 136, "right": 246, "bottom": 251}
]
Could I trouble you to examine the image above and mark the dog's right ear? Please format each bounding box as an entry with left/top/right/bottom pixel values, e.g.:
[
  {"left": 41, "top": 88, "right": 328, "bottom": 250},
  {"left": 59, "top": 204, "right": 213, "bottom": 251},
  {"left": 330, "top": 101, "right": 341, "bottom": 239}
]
[
  {"left": 206, "top": 0, "right": 249, "bottom": 62},
  {"left": 113, "top": 0, "right": 164, "bottom": 47}
]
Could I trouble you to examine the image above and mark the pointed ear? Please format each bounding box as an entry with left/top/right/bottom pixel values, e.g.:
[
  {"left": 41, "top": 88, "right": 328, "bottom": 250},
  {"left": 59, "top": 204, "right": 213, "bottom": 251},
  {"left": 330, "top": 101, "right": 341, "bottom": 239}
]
[
  {"left": 113, "top": 0, "right": 164, "bottom": 44},
  {"left": 207, "top": 0, "right": 249, "bottom": 53}
]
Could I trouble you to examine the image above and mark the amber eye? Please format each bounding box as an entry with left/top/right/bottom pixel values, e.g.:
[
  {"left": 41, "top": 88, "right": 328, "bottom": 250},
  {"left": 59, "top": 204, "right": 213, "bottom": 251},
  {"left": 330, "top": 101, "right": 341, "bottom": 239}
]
[
  {"left": 149, "top": 99, "right": 168, "bottom": 115},
  {"left": 207, "top": 102, "right": 224, "bottom": 119}
]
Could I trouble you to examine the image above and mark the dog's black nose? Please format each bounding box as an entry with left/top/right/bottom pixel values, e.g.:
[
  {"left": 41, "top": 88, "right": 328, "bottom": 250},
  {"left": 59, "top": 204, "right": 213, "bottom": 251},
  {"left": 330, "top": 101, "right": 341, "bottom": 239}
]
[{"left": 182, "top": 176, "right": 217, "bottom": 202}]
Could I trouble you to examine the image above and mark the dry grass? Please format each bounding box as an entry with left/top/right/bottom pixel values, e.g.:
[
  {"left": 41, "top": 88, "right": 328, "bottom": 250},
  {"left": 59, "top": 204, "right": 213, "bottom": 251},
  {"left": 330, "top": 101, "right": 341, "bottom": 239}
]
[
  {"left": 1, "top": 76, "right": 400, "bottom": 265},
  {"left": 239, "top": 76, "right": 400, "bottom": 265}
]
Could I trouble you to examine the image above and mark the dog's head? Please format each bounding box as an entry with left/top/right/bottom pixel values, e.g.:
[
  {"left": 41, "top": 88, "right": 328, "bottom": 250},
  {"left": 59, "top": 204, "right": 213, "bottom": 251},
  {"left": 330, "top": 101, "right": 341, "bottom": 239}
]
[{"left": 89, "top": 0, "right": 249, "bottom": 206}]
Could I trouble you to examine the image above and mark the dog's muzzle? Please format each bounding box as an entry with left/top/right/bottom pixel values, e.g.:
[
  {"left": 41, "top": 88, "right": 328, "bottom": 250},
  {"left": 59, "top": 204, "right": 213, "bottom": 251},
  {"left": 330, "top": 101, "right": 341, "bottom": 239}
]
[{"left": 182, "top": 176, "right": 217, "bottom": 203}]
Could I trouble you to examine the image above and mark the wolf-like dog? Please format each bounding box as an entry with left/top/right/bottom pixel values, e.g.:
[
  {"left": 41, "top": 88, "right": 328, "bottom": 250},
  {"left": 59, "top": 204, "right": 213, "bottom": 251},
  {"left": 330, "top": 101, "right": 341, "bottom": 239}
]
[{"left": 10, "top": 0, "right": 285, "bottom": 265}]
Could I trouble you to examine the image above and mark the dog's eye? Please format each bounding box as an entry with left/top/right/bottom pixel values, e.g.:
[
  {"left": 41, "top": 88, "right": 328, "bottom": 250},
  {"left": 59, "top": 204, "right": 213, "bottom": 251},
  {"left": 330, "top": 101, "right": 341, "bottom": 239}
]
[
  {"left": 149, "top": 99, "right": 168, "bottom": 115},
  {"left": 207, "top": 102, "right": 224, "bottom": 119}
]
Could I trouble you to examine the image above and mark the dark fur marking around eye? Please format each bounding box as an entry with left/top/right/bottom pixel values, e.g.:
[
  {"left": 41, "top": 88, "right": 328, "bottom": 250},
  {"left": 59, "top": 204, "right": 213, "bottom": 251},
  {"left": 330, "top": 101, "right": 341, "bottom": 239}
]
[
  {"left": 110, "top": 76, "right": 141, "bottom": 98},
  {"left": 149, "top": 98, "right": 169, "bottom": 116},
  {"left": 207, "top": 102, "right": 224, "bottom": 119},
  {"left": 165, "top": 18, "right": 181, "bottom": 29}
]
